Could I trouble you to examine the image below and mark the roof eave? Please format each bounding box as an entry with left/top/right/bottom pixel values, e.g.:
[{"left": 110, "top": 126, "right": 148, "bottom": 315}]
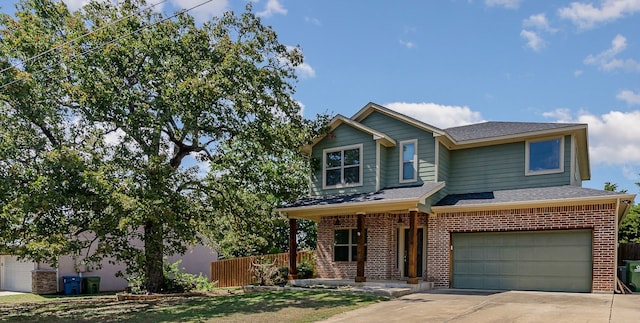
[
  {"left": 444, "top": 124, "right": 589, "bottom": 150},
  {"left": 431, "top": 193, "right": 636, "bottom": 213}
]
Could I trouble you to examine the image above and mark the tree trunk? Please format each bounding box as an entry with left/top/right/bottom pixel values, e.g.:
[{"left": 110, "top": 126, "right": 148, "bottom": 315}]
[{"left": 144, "top": 220, "right": 165, "bottom": 293}]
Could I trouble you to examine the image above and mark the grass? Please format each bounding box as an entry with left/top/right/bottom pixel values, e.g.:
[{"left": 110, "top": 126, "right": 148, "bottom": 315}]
[{"left": 0, "top": 290, "right": 388, "bottom": 322}]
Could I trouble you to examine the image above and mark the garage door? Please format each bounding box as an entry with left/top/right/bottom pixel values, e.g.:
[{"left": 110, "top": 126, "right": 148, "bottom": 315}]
[
  {"left": 452, "top": 230, "right": 592, "bottom": 292},
  {"left": 1, "top": 256, "right": 34, "bottom": 292}
]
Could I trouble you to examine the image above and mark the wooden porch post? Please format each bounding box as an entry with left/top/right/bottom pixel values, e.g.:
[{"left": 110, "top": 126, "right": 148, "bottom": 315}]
[
  {"left": 355, "top": 213, "right": 366, "bottom": 282},
  {"left": 407, "top": 210, "right": 419, "bottom": 284},
  {"left": 288, "top": 218, "right": 298, "bottom": 280}
]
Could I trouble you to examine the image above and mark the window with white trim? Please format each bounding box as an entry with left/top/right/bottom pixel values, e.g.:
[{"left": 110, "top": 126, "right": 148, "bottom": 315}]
[
  {"left": 525, "top": 137, "right": 564, "bottom": 175},
  {"left": 399, "top": 139, "right": 418, "bottom": 183},
  {"left": 323, "top": 144, "right": 363, "bottom": 189},
  {"left": 334, "top": 228, "right": 367, "bottom": 262}
]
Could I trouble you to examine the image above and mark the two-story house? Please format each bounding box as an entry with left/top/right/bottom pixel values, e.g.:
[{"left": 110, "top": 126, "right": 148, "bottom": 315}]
[{"left": 277, "top": 102, "right": 635, "bottom": 293}]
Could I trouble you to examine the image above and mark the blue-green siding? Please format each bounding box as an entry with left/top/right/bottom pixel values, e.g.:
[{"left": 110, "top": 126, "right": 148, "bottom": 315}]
[
  {"left": 310, "top": 123, "right": 376, "bottom": 196},
  {"left": 360, "top": 112, "right": 436, "bottom": 188},
  {"left": 446, "top": 136, "right": 572, "bottom": 194}
]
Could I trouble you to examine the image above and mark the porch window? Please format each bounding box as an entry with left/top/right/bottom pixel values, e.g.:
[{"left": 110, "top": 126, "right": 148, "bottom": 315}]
[
  {"left": 399, "top": 139, "right": 418, "bottom": 183},
  {"left": 323, "top": 144, "right": 363, "bottom": 189},
  {"left": 334, "top": 228, "right": 367, "bottom": 262},
  {"left": 525, "top": 137, "right": 564, "bottom": 175}
]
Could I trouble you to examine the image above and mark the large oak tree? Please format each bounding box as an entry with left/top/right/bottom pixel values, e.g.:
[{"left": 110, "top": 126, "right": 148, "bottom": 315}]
[{"left": 0, "top": 0, "right": 321, "bottom": 292}]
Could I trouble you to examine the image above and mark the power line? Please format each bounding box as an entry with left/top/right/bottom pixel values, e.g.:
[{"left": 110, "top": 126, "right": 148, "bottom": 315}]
[
  {"left": 0, "top": 0, "right": 169, "bottom": 76},
  {"left": 0, "top": 0, "right": 215, "bottom": 92}
]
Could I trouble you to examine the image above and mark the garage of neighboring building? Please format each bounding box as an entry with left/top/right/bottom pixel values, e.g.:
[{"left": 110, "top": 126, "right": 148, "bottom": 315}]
[
  {"left": 451, "top": 229, "right": 592, "bottom": 293},
  {"left": 0, "top": 255, "right": 34, "bottom": 292}
]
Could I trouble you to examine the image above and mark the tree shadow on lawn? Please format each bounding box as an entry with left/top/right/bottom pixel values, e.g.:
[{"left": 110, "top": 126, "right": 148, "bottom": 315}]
[
  {"left": 150, "top": 290, "right": 386, "bottom": 322},
  {"left": 1, "top": 290, "right": 386, "bottom": 322}
]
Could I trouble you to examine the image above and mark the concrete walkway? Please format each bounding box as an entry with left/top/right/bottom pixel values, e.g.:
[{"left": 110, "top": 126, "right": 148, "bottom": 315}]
[{"left": 321, "top": 289, "right": 640, "bottom": 322}]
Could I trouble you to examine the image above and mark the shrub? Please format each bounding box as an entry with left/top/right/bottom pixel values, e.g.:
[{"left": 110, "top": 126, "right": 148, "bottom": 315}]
[
  {"left": 250, "top": 256, "right": 279, "bottom": 286},
  {"left": 296, "top": 254, "right": 316, "bottom": 279}
]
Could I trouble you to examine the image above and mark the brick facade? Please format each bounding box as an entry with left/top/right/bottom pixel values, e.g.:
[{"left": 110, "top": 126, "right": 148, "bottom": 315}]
[
  {"left": 427, "top": 203, "right": 617, "bottom": 293},
  {"left": 316, "top": 212, "right": 428, "bottom": 280},
  {"left": 315, "top": 203, "right": 617, "bottom": 293}
]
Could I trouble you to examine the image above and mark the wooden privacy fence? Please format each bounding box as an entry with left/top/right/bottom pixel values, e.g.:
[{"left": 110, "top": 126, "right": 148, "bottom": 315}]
[
  {"left": 619, "top": 243, "right": 640, "bottom": 265},
  {"left": 210, "top": 250, "right": 314, "bottom": 287}
]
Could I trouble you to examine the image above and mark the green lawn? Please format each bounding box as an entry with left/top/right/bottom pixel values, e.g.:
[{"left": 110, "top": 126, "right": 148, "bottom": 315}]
[{"left": 0, "top": 290, "right": 388, "bottom": 322}]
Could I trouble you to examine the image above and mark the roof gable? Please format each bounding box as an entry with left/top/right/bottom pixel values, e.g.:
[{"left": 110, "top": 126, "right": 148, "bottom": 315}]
[
  {"left": 352, "top": 102, "right": 445, "bottom": 136},
  {"left": 303, "top": 114, "right": 396, "bottom": 154}
]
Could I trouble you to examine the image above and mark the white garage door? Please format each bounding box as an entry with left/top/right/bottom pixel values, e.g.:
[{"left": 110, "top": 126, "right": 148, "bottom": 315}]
[{"left": 1, "top": 256, "right": 34, "bottom": 292}]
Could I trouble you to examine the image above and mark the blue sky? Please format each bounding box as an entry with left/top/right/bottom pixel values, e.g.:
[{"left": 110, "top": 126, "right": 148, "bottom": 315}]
[{"left": 3, "top": 0, "right": 640, "bottom": 197}]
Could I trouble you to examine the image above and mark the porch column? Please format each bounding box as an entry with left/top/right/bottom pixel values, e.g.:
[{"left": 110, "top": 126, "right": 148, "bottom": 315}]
[
  {"left": 355, "top": 213, "right": 366, "bottom": 282},
  {"left": 407, "top": 210, "right": 419, "bottom": 284},
  {"left": 288, "top": 218, "right": 298, "bottom": 280}
]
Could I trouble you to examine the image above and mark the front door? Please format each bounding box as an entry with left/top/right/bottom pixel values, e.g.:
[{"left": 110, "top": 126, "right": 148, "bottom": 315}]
[{"left": 402, "top": 228, "right": 423, "bottom": 277}]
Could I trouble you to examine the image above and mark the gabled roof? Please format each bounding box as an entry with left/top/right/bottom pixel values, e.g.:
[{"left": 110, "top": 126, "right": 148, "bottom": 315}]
[
  {"left": 275, "top": 182, "right": 445, "bottom": 221},
  {"left": 433, "top": 185, "right": 635, "bottom": 221},
  {"left": 352, "top": 102, "right": 446, "bottom": 136},
  {"left": 302, "top": 114, "right": 396, "bottom": 154},
  {"left": 444, "top": 122, "right": 586, "bottom": 142}
]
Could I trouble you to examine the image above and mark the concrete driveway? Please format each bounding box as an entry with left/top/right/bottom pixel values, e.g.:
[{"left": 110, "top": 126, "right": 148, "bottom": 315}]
[{"left": 321, "top": 289, "right": 640, "bottom": 323}]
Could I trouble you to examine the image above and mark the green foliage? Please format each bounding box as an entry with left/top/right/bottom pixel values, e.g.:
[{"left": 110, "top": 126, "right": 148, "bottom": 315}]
[
  {"left": 604, "top": 180, "right": 640, "bottom": 243},
  {"left": 0, "top": 0, "right": 326, "bottom": 292},
  {"left": 126, "top": 260, "right": 216, "bottom": 294},
  {"left": 163, "top": 260, "right": 216, "bottom": 293},
  {"left": 297, "top": 253, "right": 317, "bottom": 279},
  {"left": 273, "top": 266, "right": 289, "bottom": 286},
  {"left": 620, "top": 205, "right": 640, "bottom": 243}
]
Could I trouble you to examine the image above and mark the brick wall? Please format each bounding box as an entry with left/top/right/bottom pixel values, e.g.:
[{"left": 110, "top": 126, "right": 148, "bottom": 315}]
[
  {"left": 427, "top": 203, "right": 617, "bottom": 293},
  {"left": 32, "top": 270, "right": 57, "bottom": 295},
  {"left": 316, "top": 212, "right": 428, "bottom": 280}
]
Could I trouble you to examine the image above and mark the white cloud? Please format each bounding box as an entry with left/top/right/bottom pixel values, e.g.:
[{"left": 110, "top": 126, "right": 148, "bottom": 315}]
[
  {"left": 558, "top": 0, "right": 640, "bottom": 29},
  {"left": 574, "top": 69, "right": 584, "bottom": 77},
  {"left": 543, "top": 108, "right": 640, "bottom": 165},
  {"left": 485, "top": 0, "right": 522, "bottom": 9},
  {"left": 62, "top": 0, "right": 91, "bottom": 11},
  {"left": 257, "top": 0, "right": 287, "bottom": 17},
  {"left": 296, "top": 62, "right": 316, "bottom": 79},
  {"left": 584, "top": 34, "right": 640, "bottom": 72},
  {"left": 304, "top": 16, "right": 321, "bottom": 26},
  {"left": 385, "top": 102, "right": 485, "bottom": 129},
  {"left": 399, "top": 40, "right": 416, "bottom": 49},
  {"left": 617, "top": 90, "right": 640, "bottom": 105},
  {"left": 523, "top": 13, "right": 558, "bottom": 32},
  {"left": 520, "top": 30, "right": 546, "bottom": 51},
  {"left": 170, "top": 0, "right": 228, "bottom": 22}
]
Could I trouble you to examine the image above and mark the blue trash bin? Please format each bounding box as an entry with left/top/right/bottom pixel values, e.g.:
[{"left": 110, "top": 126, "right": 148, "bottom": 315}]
[{"left": 63, "top": 276, "right": 81, "bottom": 295}]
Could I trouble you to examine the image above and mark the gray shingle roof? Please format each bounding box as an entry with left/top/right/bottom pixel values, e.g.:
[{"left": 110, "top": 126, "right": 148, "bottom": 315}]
[
  {"left": 444, "top": 122, "right": 585, "bottom": 142},
  {"left": 435, "top": 185, "right": 624, "bottom": 207},
  {"left": 282, "top": 182, "right": 444, "bottom": 209}
]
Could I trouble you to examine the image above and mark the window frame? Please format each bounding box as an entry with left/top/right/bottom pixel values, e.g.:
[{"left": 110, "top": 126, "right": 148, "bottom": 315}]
[
  {"left": 333, "top": 228, "right": 367, "bottom": 262},
  {"left": 322, "top": 144, "right": 364, "bottom": 189},
  {"left": 399, "top": 139, "right": 418, "bottom": 183},
  {"left": 525, "top": 136, "right": 565, "bottom": 176}
]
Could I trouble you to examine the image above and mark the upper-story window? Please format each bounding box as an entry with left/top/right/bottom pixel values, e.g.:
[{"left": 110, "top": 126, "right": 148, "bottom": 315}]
[
  {"left": 525, "top": 137, "right": 564, "bottom": 175},
  {"left": 323, "top": 144, "right": 363, "bottom": 189},
  {"left": 399, "top": 139, "right": 418, "bottom": 183}
]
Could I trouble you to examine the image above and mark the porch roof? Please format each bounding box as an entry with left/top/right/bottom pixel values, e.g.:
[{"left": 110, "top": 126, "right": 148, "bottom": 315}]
[
  {"left": 276, "top": 182, "right": 445, "bottom": 221},
  {"left": 432, "top": 185, "right": 635, "bottom": 222}
]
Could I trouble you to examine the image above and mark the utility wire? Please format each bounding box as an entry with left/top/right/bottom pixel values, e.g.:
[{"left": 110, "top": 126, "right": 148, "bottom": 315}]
[
  {"left": 0, "top": 0, "right": 169, "bottom": 76},
  {"left": 0, "top": 0, "right": 215, "bottom": 92}
]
